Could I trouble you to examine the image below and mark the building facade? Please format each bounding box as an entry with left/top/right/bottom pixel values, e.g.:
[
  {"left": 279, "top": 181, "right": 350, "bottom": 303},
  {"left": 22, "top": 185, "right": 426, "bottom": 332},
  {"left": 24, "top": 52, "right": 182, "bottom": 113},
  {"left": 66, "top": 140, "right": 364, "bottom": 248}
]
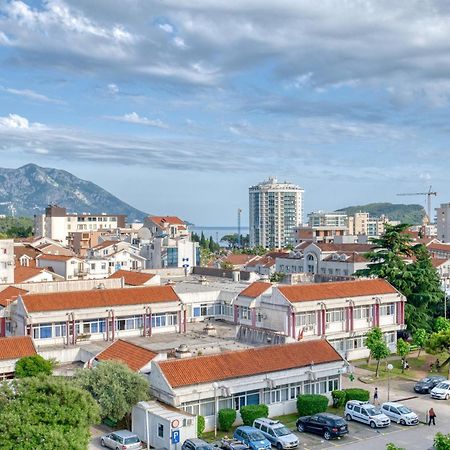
[
  {"left": 249, "top": 177, "right": 304, "bottom": 249},
  {"left": 0, "top": 239, "right": 14, "bottom": 284},
  {"left": 436, "top": 203, "right": 450, "bottom": 243}
]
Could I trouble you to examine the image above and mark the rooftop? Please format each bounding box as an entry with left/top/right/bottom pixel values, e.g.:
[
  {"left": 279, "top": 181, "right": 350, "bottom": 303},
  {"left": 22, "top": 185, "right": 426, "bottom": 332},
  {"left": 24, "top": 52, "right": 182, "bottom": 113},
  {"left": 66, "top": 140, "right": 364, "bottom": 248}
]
[
  {"left": 0, "top": 336, "right": 36, "bottom": 361},
  {"left": 239, "top": 281, "right": 272, "bottom": 298},
  {"left": 0, "top": 286, "right": 28, "bottom": 307},
  {"left": 108, "top": 269, "right": 156, "bottom": 286}
]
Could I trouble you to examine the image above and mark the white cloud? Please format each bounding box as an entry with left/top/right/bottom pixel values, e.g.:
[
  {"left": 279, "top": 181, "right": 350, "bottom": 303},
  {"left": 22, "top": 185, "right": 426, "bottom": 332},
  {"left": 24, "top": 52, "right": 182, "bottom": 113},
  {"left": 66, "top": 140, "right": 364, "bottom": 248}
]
[
  {"left": 159, "top": 23, "right": 174, "bottom": 33},
  {"left": 106, "top": 112, "right": 168, "bottom": 128},
  {"left": 107, "top": 83, "right": 119, "bottom": 95},
  {"left": 0, "top": 113, "right": 46, "bottom": 130},
  {"left": 173, "top": 36, "right": 187, "bottom": 48},
  {"left": 0, "top": 86, "right": 64, "bottom": 104}
]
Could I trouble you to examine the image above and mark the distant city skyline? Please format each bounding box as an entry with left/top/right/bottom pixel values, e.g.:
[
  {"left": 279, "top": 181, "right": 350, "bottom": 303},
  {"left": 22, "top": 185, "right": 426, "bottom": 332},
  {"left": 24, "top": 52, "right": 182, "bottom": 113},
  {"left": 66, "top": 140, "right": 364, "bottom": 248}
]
[{"left": 1, "top": 1, "right": 450, "bottom": 225}]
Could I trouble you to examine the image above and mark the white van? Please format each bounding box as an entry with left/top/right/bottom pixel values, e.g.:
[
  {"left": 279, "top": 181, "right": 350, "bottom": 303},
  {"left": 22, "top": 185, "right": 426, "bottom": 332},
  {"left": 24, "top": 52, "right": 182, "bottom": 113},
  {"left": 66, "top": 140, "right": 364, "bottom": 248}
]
[
  {"left": 253, "top": 418, "right": 299, "bottom": 449},
  {"left": 344, "top": 400, "right": 390, "bottom": 428},
  {"left": 381, "top": 402, "right": 419, "bottom": 425},
  {"left": 430, "top": 380, "right": 450, "bottom": 400}
]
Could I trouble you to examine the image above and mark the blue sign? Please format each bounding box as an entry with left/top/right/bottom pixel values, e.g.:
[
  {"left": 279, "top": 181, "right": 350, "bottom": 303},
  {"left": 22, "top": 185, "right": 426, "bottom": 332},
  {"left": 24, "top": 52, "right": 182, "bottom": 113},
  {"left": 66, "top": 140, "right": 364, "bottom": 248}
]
[{"left": 171, "top": 430, "right": 180, "bottom": 444}]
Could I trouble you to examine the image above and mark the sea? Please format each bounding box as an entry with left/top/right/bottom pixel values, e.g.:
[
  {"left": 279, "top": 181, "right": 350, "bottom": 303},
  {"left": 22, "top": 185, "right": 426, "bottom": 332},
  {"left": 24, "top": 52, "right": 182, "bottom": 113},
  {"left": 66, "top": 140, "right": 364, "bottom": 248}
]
[{"left": 191, "top": 226, "right": 250, "bottom": 243}]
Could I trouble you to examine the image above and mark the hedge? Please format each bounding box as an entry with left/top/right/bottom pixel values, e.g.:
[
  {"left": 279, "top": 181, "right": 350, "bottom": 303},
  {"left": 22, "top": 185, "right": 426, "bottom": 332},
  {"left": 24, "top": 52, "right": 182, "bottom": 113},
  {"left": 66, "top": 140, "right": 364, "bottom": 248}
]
[
  {"left": 343, "top": 388, "right": 369, "bottom": 403},
  {"left": 197, "top": 415, "right": 205, "bottom": 436},
  {"left": 239, "top": 404, "right": 269, "bottom": 426},
  {"left": 331, "top": 390, "right": 346, "bottom": 408},
  {"left": 296, "top": 394, "right": 328, "bottom": 416},
  {"left": 218, "top": 408, "right": 237, "bottom": 431}
]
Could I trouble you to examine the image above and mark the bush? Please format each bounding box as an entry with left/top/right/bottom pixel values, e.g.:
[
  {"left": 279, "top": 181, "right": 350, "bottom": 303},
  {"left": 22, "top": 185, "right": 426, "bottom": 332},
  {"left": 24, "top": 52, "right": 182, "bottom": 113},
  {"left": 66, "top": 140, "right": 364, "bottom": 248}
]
[
  {"left": 342, "top": 388, "right": 369, "bottom": 403},
  {"left": 296, "top": 395, "right": 328, "bottom": 416},
  {"left": 239, "top": 404, "right": 269, "bottom": 426},
  {"left": 331, "top": 390, "right": 346, "bottom": 408},
  {"left": 197, "top": 415, "right": 205, "bottom": 436},
  {"left": 15, "top": 355, "right": 54, "bottom": 378},
  {"left": 218, "top": 408, "right": 237, "bottom": 431}
]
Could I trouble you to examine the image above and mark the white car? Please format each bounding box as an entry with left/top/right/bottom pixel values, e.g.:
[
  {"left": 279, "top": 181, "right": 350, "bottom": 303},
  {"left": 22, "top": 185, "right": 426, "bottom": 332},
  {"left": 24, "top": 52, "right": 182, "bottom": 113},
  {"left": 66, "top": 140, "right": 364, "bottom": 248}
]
[
  {"left": 381, "top": 402, "right": 419, "bottom": 425},
  {"left": 344, "top": 400, "right": 390, "bottom": 428},
  {"left": 430, "top": 380, "right": 450, "bottom": 400}
]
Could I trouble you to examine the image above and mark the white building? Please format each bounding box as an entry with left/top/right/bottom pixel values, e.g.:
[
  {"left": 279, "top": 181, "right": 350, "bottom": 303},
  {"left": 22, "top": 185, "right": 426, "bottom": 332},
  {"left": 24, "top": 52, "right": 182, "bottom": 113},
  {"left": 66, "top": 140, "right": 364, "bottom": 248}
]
[
  {"left": 436, "top": 203, "right": 450, "bottom": 243},
  {"left": 249, "top": 177, "right": 304, "bottom": 249},
  {"left": 34, "top": 205, "right": 127, "bottom": 245},
  {"left": 36, "top": 254, "right": 85, "bottom": 280},
  {"left": 0, "top": 239, "right": 14, "bottom": 284},
  {"left": 150, "top": 340, "right": 345, "bottom": 431}
]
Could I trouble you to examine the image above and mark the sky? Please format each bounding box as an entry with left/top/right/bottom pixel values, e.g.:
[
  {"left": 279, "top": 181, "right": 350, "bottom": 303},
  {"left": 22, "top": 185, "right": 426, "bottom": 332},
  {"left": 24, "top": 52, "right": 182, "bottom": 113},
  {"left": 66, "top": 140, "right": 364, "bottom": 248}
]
[{"left": 1, "top": 0, "right": 450, "bottom": 225}]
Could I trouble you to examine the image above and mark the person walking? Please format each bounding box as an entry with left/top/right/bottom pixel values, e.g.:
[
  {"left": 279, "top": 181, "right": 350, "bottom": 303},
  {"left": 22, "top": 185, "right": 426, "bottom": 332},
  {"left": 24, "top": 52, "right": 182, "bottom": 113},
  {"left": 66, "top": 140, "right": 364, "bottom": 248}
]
[
  {"left": 428, "top": 407, "right": 436, "bottom": 426},
  {"left": 374, "top": 387, "right": 379, "bottom": 405}
]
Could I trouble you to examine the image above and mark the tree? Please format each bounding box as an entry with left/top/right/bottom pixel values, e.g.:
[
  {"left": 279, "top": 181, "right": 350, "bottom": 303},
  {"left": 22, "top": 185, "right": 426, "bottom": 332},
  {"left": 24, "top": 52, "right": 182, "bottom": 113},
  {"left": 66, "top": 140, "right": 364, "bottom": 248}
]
[
  {"left": 426, "top": 329, "right": 450, "bottom": 372},
  {"left": 412, "top": 328, "right": 428, "bottom": 358},
  {"left": 396, "top": 338, "right": 410, "bottom": 373},
  {"left": 15, "top": 355, "right": 55, "bottom": 378},
  {"left": 434, "top": 432, "right": 450, "bottom": 450},
  {"left": 270, "top": 272, "right": 285, "bottom": 283},
  {"left": 200, "top": 232, "right": 206, "bottom": 248},
  {"left": 0, "top": 376, "right": 99, "bottom": 450},
  {"left": 220, "top": 234, "right": 239, "bottom": 247},
  {"left": 74, "top": 360, "right": 149, "bottom": 423},
  {"left": 386, "top": 444, "right": 405, "bottom": 450},
  {"left": 220, "top": 261, "right": 234, "bottom": 270},
  {"left": 434, "top": 317, "right": 450, "bottom": 332},
  {"left": 365, "top": 327, "right": 390, "bottom": 377}
]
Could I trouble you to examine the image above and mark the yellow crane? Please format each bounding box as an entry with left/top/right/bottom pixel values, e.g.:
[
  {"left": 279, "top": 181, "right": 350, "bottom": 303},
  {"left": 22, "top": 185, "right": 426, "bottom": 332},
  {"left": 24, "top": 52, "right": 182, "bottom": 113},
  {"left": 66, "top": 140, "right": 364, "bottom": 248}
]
[{"left": 397, "top": 186, "right": 437, "bottom": 223}]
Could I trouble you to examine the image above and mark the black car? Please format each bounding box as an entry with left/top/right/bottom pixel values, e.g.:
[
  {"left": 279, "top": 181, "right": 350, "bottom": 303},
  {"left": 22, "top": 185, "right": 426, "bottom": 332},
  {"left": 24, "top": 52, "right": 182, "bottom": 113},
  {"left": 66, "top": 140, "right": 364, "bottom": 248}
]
[
  {"left": 414, "top": 376, "right": 446, "bottom": 394},
  {"left": 296, "top": 413, "right": 348, "bottom": 440}
]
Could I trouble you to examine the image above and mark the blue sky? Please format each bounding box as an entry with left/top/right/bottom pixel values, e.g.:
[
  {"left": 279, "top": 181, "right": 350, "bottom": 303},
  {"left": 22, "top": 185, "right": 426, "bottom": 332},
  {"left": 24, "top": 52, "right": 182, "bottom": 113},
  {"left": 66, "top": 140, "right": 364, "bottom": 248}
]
[{"left": 1, "top": 0, "right": 450, "bottom": 225}]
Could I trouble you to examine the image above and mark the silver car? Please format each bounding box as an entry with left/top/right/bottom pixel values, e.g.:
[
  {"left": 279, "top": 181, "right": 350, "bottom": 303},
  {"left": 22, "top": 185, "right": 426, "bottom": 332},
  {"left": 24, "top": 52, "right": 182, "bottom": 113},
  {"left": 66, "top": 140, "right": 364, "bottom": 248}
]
[{"left": 101, "top": 430, "right": 142, "bottom": 449}]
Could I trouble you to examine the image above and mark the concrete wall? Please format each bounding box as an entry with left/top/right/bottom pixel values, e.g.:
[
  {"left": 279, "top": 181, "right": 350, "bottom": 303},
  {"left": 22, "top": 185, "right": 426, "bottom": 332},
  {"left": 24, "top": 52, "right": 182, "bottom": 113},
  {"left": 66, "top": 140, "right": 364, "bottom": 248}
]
[{"left": 4, "top": 278, "right": 123, "bottom": 293}]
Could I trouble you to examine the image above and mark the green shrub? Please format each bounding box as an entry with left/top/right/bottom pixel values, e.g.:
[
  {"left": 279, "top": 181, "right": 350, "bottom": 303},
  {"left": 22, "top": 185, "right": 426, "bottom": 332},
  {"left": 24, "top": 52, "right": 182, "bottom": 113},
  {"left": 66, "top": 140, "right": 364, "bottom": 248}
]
[
  {"left": 296, "top": 394, "right": 328, "bottom": 416},
  {"left": 197, "top": 415, "right": 205, "bottom": 436},
  {"left": 239, "top": 404, "right": 269, "bottom": 426},
  {"left": 218, "top": 408, "right": 237, "bottom": 431},
  {"left": 342, "top": 388, "right": 369, "bottom": 403},
  {"left": 331, "top": 390, "right": 346, "bottom": 408},
  {"left": 15, "top": 355, "right": 54, "bottom": 378}
]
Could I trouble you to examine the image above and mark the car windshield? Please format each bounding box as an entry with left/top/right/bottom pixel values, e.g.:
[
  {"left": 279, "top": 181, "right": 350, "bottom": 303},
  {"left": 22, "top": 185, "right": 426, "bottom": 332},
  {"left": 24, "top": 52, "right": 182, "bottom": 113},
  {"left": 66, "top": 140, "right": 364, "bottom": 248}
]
[
  {"left": 124, "top": 436, "right": 140, "bottom": 444},
  {"left": 274, "top": 427, "right": 291, "bottom": 437},
  {"left": 248, "top": 432, "right": 265, "bottom": 441},
  {"left": 436, "top": 383, "right": 449, "bottom": 389},
  {"left": 398, "top": 406, "right": 412, "bottom": 414},
  {"left": 420, "top": 378, "right": 431, "bottom": 382},
  {"left": 366, "top": 408, "right": 379, "bottom": 416},
  {"left": 335, "top": 419, "right": 346, "bottom": 426}
]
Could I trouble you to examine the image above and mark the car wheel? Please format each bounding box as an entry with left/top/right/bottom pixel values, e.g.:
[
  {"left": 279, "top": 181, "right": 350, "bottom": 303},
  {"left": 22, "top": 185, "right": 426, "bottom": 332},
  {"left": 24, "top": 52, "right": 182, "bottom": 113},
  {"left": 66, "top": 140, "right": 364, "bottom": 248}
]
[
  {"left": 100, "top": 439, "right": 106, "bottom": 447},
  {"left": 297, "top": 423, "right": 305, "bottom": 432},
  {"left": 370, "top": 421, "right": 377, "bottom": 429},
  {"left": 400, "top": 419, "right": 406, "bottom": 425},
  {"left": 446, "top": 394, "right": 450, "bottom": 400},
  {"left": 323, "top": 431, "right": 332, "bottom": 440},
  {"left": 276, "top": 443, "right": 283, "bottom": 450},
  {"left": 345, "top": 414, "right": 352, "bottom": 421}
]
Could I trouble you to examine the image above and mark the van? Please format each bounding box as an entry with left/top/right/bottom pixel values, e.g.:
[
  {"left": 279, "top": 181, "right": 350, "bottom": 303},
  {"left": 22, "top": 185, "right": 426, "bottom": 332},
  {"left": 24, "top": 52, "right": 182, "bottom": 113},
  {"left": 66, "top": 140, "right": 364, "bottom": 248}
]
[
  {"left": 253, "top": 418, "right": 299, "bottom": 449},
  {"left": 344, "top": 400, "right": 390, "bottom": 428}
]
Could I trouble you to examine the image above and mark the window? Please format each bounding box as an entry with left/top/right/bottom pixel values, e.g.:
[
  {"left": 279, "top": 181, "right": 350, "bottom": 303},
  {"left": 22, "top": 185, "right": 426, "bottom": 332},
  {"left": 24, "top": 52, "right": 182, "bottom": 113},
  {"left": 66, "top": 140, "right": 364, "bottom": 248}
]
[
  {"left": 326, "top": 309, "right": 344, "bottom": 323},
  {"left": 296, "top": 312, "right": 316, "bottom": 327},
  {"left": 152, "top": 313, "right": 177, "bottom": 328},
  {"left": 33, "top": 323, "right": 52, "bottom": 339},
  {"left": 380, "top": 304, "right": 395, "bottom": 316},
  {"left": 158, "top": 424, "right": 164, "bottom": 438},
  {"left": 239, "top": 306, "right": 251, "bottom": 320},
  {"left": 353, "top": 306, "right": 370, "bottom": 320},
  {"left": 54, "top": 323, "right": 66, "bottom": 337}
]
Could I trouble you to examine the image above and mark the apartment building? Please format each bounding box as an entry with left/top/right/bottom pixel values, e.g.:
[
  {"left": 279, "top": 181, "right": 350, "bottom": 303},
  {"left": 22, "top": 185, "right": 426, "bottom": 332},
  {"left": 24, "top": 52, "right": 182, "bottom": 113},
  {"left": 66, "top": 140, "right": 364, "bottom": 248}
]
[
  {"left": 436, "top": 203, "right": 450, "bottom": 242},
  {"left": 249, "top": 177, "right": 304, "bottom": 248},
  {"left": 0, "top": 239, "right": 14, "bottom": 284},
  {"left": 34, "top": 205, "right": 126, "bottom": 245}
]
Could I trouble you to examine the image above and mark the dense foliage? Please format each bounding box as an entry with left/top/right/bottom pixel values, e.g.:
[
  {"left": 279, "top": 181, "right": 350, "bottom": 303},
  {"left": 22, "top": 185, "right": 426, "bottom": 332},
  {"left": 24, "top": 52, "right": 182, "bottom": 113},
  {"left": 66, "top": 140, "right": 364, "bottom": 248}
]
[
  {"left": 197, "top": 415, "right": 205, "bottom": 436},
  {"left": 0, "top": 376, "right": 99, "bottom": 450},
  {"left": 218, "top": 408, "right": 237, "bottom": 431},
  {"left": 15, "top": 355, "right": 54, "bottom": 378},
  {"left": 434, "top": 432, "right": 450, "bottom": 450},
  {"left": 74, "top": 360, "right": 148, "bottom": 422},
  {"left": 365, "top": 327, "right": 390, "bottom": 377},
  {"left": 239, "top": 404, "right": 269, "bottom": 426},
  {"left": 342, "top": 388, "right": 370, "bottom": 403},
  {"left": 0, "top": 216, "right": 33, "bottom": 238},
  {"left": 296, "top": 394, "right": 328, "bottom": 416},
  {"left": 426, "top": 328, "right": 450, "bottom": 369},
  {"left": 331, "top": 390, "right": 346, "bottom": 408},
  {"left": 355, "top": 223, "right": 444, "bottom": 331}
]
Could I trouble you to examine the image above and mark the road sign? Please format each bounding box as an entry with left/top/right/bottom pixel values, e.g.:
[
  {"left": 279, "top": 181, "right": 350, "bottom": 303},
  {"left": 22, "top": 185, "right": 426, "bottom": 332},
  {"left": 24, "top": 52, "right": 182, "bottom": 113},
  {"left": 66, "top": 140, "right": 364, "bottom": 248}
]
[{"left": 171, "top": 429, "right": 180, "bottom": 444}]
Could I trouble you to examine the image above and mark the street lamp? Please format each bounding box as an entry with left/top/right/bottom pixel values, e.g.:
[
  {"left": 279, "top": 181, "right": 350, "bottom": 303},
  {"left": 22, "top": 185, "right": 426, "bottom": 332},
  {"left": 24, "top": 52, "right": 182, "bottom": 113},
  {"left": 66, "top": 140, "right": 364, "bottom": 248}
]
[
  {"left": 387, "top": 363, "right": 393, "bottom": 402},
  {"left": 212, "top": 382, "right": 219, "bottom": 438}
]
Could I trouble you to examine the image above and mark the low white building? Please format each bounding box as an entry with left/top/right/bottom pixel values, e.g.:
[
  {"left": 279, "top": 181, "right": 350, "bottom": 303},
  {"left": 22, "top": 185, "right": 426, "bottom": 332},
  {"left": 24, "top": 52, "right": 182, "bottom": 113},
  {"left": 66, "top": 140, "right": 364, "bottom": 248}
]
[
  {"left": 36, "top": 254, "right": 85, "bottom": 280},
  {"left": 150, "top": 340, "right": 345, "bottom": 431}
]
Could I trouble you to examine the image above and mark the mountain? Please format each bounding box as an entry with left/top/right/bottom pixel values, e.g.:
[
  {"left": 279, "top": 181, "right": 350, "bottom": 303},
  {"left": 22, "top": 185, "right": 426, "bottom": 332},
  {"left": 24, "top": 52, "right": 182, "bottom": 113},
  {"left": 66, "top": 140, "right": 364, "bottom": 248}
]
[
  {"left": 0, "top": 164, "right": 147, "bottom": 221},
  {"left": 336, "top": 202, "right": 426, "bottom": 224}
]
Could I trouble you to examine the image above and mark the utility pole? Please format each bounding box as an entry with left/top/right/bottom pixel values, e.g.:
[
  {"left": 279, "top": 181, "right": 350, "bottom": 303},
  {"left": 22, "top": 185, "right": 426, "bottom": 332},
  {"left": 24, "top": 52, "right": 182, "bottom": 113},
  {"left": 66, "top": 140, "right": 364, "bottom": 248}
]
[{"left": 237, "top": 208, "right": 242, "bottom": 248}]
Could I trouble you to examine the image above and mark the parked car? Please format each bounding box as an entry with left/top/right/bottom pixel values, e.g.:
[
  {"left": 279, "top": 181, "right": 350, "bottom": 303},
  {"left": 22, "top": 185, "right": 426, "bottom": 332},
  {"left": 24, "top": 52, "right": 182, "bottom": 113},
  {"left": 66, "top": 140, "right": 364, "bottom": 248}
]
[
  {"left": 414, "top": 376, "right": 446, "bottom": 394},
  {"left": 381, "top": 402, "right": 419, "bottom": 425},
  {"left": 233, "top": 426, "right": 271, "bottom": 450},
  {"left": 182, "top": 439, "right": 214, "bottom": 450},
  {"left": 430, "top": 380, "right": 450, "bottom": 400},
  {"left": 344, "top": 400, "right": 390, "bottom": 428},
  {"left": 100, "top": 430, "right": 142, "bottom": 449},
  {"left": 296, "top": 412, "right": 348, "bottom": 440},
  {"left": 221, "top": 438, "right": 250, "bottom": 450},
  {"left": 253, "top": 418, "right": 299, "bottom": 449}
]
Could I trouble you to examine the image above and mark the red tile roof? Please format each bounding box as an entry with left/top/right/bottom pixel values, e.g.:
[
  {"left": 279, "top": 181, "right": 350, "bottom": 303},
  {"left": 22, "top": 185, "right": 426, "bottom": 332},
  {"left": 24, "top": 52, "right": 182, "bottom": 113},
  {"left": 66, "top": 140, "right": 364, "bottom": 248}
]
[
  {"left": 158, "top": 340, "right": 342, "bottom": 387},
  {"left": 108, "top": 270, "right": 156, "bottom": 286},
  {"left": 36, "top": 254, "right": 80, "bottom": 261},
  {"left": 96, "top": 339, "right": 158, "bottom": 371},
  {"left": 223, "top": 254, "right": 258, "bottom": 266},
  {"left": 316, "top": 243, "right": 373, "bottom": 253},
  {"left": 14, "top": 266, "right": 50, "bottom": 283},
  {"left": 22, "top": 285, "right": 180, "bottom": 313},
  {"left": 92, "top": 240, "right": 120, "bottom": 250},
  {"left": 0, "top": 336, "right": 36, "bottom": 361},
  {"left": 0, "top": 286, "right": 28, "bottom": 307},
  {"left": 148, "top": 216, "right": 185, "bottom": 226},
  {"left": 239, "top": 281, "right": 272, "bottom": 298},
  {"left": 428, "top": 242, "right": 450, "bottom": 253},
  {"left": 431, "top": 258, "right": 449, "bottom": 268},
  {"left": 278, "top": 279, "right": 397, "bottom": 303}
]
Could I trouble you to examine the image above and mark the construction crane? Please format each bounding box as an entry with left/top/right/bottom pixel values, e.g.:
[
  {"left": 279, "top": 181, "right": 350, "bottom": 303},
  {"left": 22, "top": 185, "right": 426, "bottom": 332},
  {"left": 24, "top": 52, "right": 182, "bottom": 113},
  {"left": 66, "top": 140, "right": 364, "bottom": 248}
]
[{"left": 397, "top": 186, "right": 437, "bottom": 223}]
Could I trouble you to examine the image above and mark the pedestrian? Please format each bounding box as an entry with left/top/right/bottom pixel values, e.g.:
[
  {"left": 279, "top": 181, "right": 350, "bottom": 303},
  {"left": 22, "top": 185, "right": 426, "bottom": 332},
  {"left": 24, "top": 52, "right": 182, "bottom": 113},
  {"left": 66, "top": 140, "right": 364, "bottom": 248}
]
[
  {"left": 428, "top": 407, "right": 436, "bottom": 426},
  {"left": 374, "top": 387, "right": 379, "bottom": 405}
]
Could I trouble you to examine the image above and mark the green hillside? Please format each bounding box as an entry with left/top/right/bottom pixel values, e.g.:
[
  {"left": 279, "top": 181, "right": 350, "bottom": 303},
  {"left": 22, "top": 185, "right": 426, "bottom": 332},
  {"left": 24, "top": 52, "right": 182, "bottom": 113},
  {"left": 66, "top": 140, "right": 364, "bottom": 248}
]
[{"left": 336, "top": 203, "right": 426, "bottom": 225}]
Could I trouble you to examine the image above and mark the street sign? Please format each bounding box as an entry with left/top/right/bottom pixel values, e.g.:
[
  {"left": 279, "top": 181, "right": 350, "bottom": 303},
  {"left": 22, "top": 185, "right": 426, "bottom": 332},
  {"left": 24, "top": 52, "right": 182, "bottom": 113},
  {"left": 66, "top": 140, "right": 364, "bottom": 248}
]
[{"left": 171, "top": 429, "right": 180, "bottom": 444}]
